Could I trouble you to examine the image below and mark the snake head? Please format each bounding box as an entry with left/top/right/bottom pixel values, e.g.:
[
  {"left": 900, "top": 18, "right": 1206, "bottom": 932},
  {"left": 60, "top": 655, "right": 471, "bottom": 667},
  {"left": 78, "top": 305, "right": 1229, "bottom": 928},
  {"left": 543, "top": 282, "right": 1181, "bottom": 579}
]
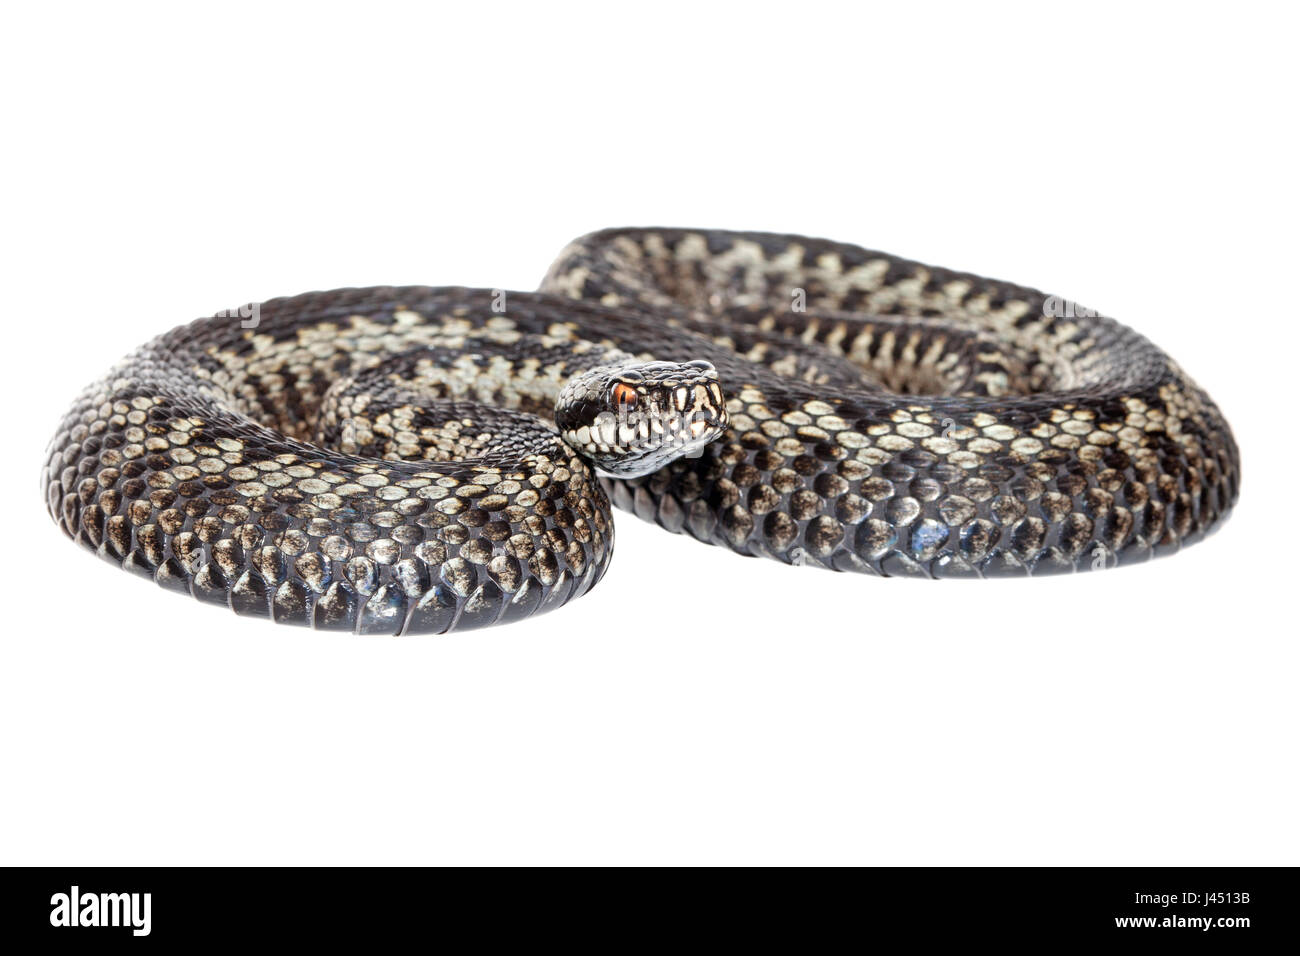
[{"left": 556, "top": 359, "right": 729, "bottom": 477}]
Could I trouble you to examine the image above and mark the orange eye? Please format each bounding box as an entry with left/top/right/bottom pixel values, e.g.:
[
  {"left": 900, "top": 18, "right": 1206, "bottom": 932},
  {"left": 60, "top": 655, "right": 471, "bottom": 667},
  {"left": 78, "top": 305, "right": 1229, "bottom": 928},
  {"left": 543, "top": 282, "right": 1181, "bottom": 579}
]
[{"left": 611, "top": 383, "right": 638, "bottom": 408}]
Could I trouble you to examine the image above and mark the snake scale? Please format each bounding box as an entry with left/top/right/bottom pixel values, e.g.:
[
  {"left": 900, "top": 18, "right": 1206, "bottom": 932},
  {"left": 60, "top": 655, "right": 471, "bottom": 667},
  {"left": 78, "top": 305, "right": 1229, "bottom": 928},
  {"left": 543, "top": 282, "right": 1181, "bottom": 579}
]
[{"left": 42, "top": 228, "right": 1240, "bottom": 634}]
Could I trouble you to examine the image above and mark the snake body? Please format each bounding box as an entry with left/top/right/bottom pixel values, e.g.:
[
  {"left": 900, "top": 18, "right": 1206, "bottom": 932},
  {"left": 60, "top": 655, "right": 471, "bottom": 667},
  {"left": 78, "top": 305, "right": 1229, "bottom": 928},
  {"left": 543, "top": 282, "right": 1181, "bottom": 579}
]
[{"left": 42, "top": 228, "right": 1240, "bottom": 634}]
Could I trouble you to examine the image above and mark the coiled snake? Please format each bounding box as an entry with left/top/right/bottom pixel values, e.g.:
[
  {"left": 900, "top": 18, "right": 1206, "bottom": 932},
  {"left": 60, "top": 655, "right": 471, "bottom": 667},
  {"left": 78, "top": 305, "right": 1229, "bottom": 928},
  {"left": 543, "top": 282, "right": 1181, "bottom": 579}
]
[{"left": 42, "top": 228, "right": 1240, "bottom": 634}]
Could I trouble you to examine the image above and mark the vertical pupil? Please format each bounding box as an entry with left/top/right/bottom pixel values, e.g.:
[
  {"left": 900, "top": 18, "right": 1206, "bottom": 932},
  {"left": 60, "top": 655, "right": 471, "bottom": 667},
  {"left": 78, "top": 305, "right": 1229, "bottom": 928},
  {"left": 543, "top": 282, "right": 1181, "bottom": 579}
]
[{"left": 614, "top": 385, "right": 636, "bottom": 407}]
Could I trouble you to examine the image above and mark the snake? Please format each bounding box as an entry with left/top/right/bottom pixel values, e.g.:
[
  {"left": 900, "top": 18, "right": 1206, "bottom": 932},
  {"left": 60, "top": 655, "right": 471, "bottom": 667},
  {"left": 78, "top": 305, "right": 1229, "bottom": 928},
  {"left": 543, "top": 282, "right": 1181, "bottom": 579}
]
[{"left": 42, "top": 227, "right": 1240, "bottom": 635}]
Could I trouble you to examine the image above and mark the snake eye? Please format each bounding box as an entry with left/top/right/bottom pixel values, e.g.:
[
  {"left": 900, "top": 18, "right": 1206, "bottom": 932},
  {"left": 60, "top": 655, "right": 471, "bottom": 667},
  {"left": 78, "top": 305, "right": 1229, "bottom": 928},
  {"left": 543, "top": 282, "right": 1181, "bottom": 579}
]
[{"left": 611, "top": 383, "right": 638, "bottom": 409}]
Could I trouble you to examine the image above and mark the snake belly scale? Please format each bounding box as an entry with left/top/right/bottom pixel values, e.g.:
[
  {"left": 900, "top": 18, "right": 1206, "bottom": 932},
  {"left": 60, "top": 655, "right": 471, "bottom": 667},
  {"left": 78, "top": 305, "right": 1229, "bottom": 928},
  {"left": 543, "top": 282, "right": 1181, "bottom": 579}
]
[{"left": 41, "top": 228, "right": 1240, "bottom": 634}]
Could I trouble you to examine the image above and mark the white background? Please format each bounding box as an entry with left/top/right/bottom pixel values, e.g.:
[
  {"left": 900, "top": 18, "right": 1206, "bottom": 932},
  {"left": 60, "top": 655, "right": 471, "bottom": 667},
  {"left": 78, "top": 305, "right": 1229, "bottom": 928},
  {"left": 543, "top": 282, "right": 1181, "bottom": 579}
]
[{"left": 2, "top": 3, "right": 1296, "bottom": 865}]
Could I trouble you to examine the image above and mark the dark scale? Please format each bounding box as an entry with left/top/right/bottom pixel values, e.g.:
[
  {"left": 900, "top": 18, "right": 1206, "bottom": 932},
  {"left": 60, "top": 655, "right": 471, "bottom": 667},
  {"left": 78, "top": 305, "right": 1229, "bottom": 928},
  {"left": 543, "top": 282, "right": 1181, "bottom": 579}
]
[{"left": 41, "top": 228, "right": 1240, "bottom": 634}]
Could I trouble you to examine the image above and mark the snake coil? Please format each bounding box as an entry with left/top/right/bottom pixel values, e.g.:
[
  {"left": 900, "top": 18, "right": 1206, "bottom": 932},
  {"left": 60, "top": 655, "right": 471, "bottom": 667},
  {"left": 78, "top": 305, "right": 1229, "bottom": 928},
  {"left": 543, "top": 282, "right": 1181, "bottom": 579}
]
[{"left": 42, "top": 228, "right": 1240, "bottom": 634}]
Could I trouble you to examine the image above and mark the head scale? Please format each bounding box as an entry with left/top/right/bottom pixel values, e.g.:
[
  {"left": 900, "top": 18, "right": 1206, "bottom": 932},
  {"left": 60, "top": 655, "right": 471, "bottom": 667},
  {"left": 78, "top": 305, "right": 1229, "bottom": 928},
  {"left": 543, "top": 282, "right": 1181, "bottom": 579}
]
[{"left": 556, "top": 359, "right": 728, "bottom": 477}]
